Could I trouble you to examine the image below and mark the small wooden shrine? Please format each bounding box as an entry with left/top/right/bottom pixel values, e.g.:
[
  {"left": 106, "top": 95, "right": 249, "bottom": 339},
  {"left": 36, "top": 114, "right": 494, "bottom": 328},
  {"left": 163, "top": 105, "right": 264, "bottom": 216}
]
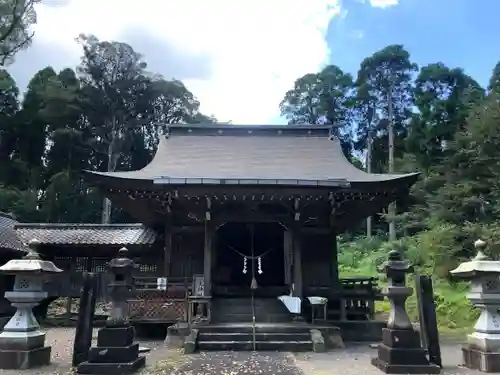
[{"left": 14, "top": 125, "right": 419, "bottom": 330}]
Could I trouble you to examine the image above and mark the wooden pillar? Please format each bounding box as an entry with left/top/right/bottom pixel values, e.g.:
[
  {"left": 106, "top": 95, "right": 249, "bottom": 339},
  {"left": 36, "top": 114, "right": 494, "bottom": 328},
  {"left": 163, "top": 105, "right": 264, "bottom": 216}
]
[
  {"left": 283, "top": 230, "right": 292, "bottom": 286},
  {"left": 330, "top": 229, "right": 339, "bottom": 285},
  {"left": 203, "top": 221, "right": 213, "bottom": 296},
  {"left": 292, "top": 225, "right": 303, "bottom": 297},
  {"left": 163, "top": 220, "right": 172, "bottom": 277},
  {"left": 203, "top": 198, "right": 213, "bottom": 296},
  {"left": 292, "top": 198, "right": 303, "bottom": 297}
]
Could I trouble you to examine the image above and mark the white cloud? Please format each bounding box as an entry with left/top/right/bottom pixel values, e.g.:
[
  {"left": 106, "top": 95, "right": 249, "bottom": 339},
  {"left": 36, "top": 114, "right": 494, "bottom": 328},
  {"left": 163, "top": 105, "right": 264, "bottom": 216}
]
[
  {"left": 368, "top": 0, "right": 400, "bottom": 8},
  {"left": 29, "top": 0, "right": 342, "bottom": 124},
  {"left": 22, "top": 0, "right": 401, "bottom": 124}
]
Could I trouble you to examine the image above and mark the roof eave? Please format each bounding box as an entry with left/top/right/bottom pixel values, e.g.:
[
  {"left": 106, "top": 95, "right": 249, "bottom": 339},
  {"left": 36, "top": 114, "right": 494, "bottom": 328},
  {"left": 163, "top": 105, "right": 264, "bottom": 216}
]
[{"left": 83, "top": 170, "right": 420, "bottom": 189}]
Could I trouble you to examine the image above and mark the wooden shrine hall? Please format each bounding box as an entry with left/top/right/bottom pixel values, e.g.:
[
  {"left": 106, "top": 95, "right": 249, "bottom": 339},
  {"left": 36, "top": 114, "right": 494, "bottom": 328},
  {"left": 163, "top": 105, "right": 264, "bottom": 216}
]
[{"left": 11, "top": 125, "right": 419, "bottom": 347}]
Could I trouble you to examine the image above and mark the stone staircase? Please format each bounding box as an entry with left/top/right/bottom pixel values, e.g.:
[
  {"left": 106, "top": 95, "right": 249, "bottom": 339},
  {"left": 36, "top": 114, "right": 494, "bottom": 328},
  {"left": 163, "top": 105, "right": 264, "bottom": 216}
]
[
  {"left": 211, "top": 297, "right": 295, "bottom": 324},
  {"left": 196, "top": 297, "right": 313, "bottom": 351},
  {"left": 197, "top": 323, "right": 313, "bottom": 351}
]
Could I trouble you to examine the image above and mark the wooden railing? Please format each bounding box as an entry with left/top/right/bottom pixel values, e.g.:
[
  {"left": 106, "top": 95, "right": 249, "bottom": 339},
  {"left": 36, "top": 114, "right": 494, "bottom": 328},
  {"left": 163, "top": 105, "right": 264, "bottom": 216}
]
[
  {"left": 305, "top": 276, "right": 383, "bottom": 321},
  {"left": 127, "top": 277, "right": 191, "bottom": 324}
]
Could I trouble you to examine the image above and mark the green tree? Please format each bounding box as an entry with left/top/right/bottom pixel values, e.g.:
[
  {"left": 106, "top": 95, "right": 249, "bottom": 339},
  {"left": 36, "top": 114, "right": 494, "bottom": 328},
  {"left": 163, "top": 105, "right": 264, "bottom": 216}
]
[
  {"left": 76, "top": 34, "right": 153, "bottom": 223},
  {"left": 407, "top": 63, "right": 484, "bottom": 170},
  {"left": 0, "top": 69, "right": 19, "bottom": 163},
  {"left": 280, "top": 64, "right": 354, "bottom": 151},
  {"left": 356, "top": 44, "right": 418, "bottom": 240},
  {"left": 0, "top": 0, "right": 40, "bottom": 65},
  {"left": 9, "top": 67, "right": 56, "bottom": 190},
  {"left": 488, "top": 61, "right": 500, "bottom": 95},
  {"left": 430, "top": 94, "right": 500, "bottom": 225}
]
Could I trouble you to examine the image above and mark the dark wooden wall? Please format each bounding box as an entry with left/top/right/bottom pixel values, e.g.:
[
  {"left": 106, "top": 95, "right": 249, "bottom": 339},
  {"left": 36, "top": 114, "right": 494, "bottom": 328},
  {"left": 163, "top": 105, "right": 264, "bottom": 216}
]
[
  {"left": 302, "top": 233, "right": 338, "bottom": 288},
  {"left": 168, "top": 232, "right": 204, "bottom": 279}
]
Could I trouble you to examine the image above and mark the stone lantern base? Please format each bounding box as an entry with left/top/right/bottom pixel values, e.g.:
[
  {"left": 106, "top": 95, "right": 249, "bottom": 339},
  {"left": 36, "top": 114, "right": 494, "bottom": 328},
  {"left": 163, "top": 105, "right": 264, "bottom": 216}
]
[
  {"left": 77, "top": 326, "right": 145, "bottom": 374},
  {"left": 371, "top": 328, "right": 441, "bottom": 374},
  {"left": 0, "top": 331, "right": 51, "bottom": 369},
  {"left": 462, "top": 344, "right": 500, "bottom": 372}
]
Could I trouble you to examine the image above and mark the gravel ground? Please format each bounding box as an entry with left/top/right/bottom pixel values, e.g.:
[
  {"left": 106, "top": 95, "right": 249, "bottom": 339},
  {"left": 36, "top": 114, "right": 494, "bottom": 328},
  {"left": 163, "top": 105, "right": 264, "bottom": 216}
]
[
  {"left": 173, "top": 352, "right": 302, "bottom": 375},
  {"left": 1, "top": 328, "right": 174, "bottom": 375},
  {"left": 294, "top": 343, "right": 484, "bottom": 375},
  {"left": 0, "top": 328, "right": 485, "bottom": 375}
]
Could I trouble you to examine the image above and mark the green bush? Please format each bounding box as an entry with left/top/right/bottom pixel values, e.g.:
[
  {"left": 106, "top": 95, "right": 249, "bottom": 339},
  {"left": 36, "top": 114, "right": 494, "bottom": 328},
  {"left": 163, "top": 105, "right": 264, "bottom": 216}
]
[{"left": 338, "top": 225, "right": 487, "bottom": 330}]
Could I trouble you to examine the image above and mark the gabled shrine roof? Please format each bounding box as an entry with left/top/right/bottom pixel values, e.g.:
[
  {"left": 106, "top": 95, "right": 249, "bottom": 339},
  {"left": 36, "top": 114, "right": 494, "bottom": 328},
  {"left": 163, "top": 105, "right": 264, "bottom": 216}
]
[
  {"left": 85, "top": 125, "right": 419, "bottom": 187},
  {"left": 14, "top": 223, "right": 157, "bottom": 247}
]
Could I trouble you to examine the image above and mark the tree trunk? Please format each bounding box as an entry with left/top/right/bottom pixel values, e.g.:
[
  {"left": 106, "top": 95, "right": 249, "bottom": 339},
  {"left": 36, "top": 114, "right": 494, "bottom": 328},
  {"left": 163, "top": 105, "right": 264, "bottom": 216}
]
[
  {"left": 101, "top": 142, "right": 113, "bottom": 224},
  {"left": 387, "top": 87, "right": 396, "bottom": 241},
  {"left": 366, "top": 131, "right": 373, "bottom": 238},
  {"left": 101, "top": 119, "right": 119, "bottom": 224}
]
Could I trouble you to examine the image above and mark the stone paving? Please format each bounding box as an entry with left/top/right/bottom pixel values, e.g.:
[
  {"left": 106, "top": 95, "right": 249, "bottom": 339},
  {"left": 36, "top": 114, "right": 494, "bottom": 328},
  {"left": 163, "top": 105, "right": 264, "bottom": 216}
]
[{"left": 0, "top": 328, "right": 487, "bottom": 375}]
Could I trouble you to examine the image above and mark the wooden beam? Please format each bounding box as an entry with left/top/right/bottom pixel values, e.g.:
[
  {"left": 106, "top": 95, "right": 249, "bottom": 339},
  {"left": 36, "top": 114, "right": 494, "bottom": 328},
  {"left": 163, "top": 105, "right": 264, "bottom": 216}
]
[{"left": 213, "top": 212, "right": 292, "bottom": 226}]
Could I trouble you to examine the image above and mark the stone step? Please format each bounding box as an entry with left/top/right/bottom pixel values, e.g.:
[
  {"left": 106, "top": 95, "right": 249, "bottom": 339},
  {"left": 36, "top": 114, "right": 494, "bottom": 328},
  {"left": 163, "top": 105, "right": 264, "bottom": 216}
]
[
  {"left": 213, "top": 298, "right": 286, "bottom": 305},
  {"left": 213, "top": 306, "right": 289, "bottom": 314},
  {"left": 197, "top": 340, "right": 313, "bottom": 351},
  {"left": 198, "top": 331, "right": 311, "bottom": 342},
  {"left": 213, "top": 305, "right": 288, "bottom": 312},
  {"left": 212, "top": 313, "right": 293, "bottom": 323},
  {"left": 199, "top": 324, "right": 310, "bottom": 334}
]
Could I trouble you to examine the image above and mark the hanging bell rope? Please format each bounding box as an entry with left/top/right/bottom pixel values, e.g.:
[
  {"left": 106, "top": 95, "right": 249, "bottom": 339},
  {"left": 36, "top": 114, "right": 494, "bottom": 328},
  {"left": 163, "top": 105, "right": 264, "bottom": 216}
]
[{"left": 250, "top": 224, "right": 258, "bottom": 289}]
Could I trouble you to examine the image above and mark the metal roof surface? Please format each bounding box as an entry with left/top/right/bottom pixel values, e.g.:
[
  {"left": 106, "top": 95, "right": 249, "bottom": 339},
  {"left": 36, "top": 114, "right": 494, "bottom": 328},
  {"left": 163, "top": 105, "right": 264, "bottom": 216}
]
[{"left": 85, "top": 125, "right": 418, "bottom": 185}]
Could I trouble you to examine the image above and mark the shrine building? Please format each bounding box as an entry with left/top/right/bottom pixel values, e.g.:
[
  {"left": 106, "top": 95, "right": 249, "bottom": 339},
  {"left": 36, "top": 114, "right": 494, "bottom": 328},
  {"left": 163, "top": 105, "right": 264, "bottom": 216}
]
[{"left": 11, "top": 125, "right": 419, "bottom": 349}]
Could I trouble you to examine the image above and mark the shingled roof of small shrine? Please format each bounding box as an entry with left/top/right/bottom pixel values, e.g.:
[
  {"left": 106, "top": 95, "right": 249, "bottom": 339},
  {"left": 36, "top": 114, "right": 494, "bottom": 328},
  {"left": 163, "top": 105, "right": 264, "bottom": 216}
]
[
  {"left": 0, "top": 212, "right": 27, "bottom": 253},
  {"left": 14, "top": 223, "right": 157, "bottom": 246},
  {"left": 85, "top": 125, "right": 419, "bottom": 187}
]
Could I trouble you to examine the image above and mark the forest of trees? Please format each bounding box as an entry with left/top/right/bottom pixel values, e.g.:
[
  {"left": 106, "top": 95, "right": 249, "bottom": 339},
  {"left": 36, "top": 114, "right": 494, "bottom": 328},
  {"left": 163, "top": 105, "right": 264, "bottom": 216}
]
[
  {"left": 282, "top": 44, "right": 500, "bottom": 278},
  {"left": 3, "top": 0, "right": 500, "bottom": 282}
]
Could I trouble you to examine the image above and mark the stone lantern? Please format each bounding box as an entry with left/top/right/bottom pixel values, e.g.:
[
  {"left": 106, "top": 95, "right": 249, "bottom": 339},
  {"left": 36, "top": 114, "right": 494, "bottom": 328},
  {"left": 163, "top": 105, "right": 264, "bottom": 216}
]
[
  {"left": 450, "top": 239, "right": 500, "bottom": 372},
  {"left": 0, "top": 239, "right": 62, "bottom": 369},
  {"left": 106, "top": 246, "right": 135, "bottom": 326},
  {"left": 371, "top": 250, "right": 440, "bottom": 374},
  {"left": 77, "top": 247, "right": 145, "bottom": 374}
]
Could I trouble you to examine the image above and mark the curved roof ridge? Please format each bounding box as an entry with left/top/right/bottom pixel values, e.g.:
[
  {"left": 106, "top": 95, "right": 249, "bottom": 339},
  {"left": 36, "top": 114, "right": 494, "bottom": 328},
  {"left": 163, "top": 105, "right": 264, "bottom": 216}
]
[{"left": 84, "top": 130, "right": 419, "bottom": 185}]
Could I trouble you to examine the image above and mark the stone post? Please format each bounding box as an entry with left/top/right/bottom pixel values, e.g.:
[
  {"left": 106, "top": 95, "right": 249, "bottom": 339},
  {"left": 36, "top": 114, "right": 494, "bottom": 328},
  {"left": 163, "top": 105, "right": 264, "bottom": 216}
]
[
  {"left": 450, "top": 239, "right": 500, "bottom": 372},
  {"left": 0, "top": 239, "right": 62, "bottom": 369},
  {"left": 371, "top": 250, "right": 440, "bottom": 374},
  {"left": 77, "top": 247, "right": 146, "bottom": 374}
]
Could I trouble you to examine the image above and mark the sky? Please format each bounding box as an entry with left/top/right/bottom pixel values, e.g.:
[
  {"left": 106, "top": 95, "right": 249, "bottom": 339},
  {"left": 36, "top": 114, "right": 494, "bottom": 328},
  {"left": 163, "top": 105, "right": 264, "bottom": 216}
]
[{"left": 6, "top": 0, "right": 500, "bottom": 125}]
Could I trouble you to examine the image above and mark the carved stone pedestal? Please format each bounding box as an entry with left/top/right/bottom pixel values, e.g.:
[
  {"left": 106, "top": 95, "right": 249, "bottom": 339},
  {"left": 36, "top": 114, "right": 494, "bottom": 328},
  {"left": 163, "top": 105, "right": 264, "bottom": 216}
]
[
  {"left": 371, "top": 328, "right": 440, "bottom": 374},
  {"left": 450, "top": 239, "right": 500, "bottom": 373},
  {"left": 77, "top": 248, "right": 145, "bottom": 374},
  {"left": 0, "top": 332, "right": 51, "bottom": 370},
  {"left": 77, "top": 326, "right": 145, "bottom": 374},
  {"left": 371, "top": 250, "right": 440, "bottom": 374},
  {"left": 462, "top": 344, "right": 500, "bottom": 372},
  {"left": 0, "top": 239, "right": 62, "bottom": 369}
]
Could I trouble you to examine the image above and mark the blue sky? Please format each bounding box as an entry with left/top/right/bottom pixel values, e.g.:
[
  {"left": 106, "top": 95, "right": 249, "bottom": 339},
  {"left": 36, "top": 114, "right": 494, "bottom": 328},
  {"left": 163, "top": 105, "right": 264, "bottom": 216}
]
[{"left": 329, "top": 0, "right": 499, "bottom": 88}]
